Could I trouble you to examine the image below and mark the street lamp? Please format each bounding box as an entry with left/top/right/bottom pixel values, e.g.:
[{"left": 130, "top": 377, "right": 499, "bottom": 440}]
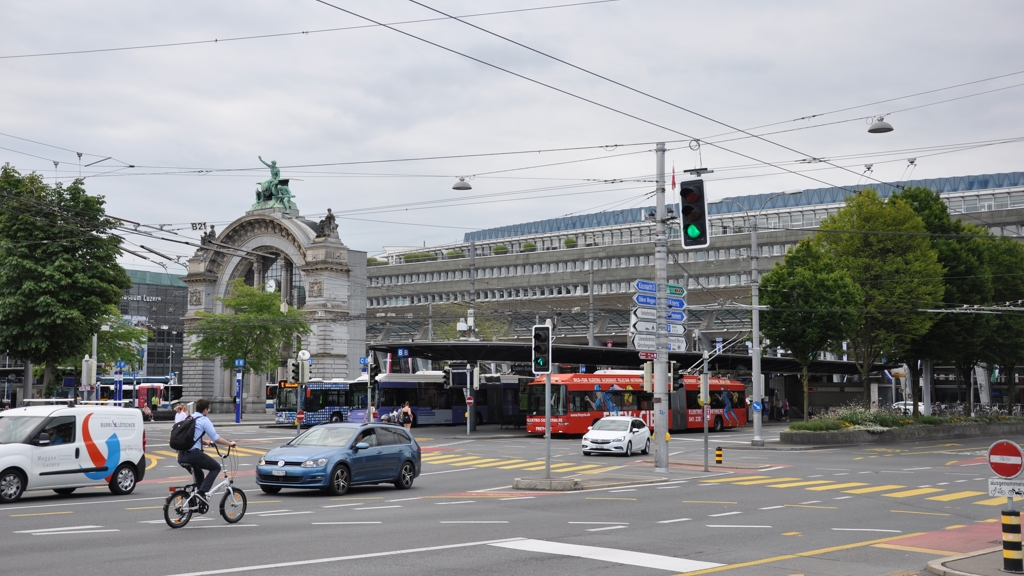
[
  {"left": 452, "top": 177, "right": 472, "bottom": 191},
  {"left": 716, "top": 190, "right": 800, "bottom": 446}
]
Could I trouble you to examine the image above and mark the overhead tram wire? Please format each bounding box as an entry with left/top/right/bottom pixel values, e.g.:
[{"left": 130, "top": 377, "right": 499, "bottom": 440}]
[
  {"left": 406, "top": 1, "right": 906, "bottom": 192},
  {"left": 314, "top": 1, "right": 864, "bottom": 196}
]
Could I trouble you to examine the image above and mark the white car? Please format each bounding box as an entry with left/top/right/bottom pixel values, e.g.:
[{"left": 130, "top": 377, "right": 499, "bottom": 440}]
[
  {"left": 892, "top": 401, "right": 926, "bottom": 415},
  {"left": 582, "top": 416, "right": 650, "bottom": 457}
]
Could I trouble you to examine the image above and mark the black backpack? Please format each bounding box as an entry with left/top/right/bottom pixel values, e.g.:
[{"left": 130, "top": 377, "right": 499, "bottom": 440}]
[{"left": 169, "top": 416, "right": 198, "bottom": 451}]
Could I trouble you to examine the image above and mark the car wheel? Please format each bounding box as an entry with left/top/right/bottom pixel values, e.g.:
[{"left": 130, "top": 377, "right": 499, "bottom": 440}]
[
  {"left": 109, "top": 463, "right": 137, "bottom": 495},
  {"left": 0, "top": 469, "right": 25, "bottom": 503},
  {"left": 624, "top": 441, "right": 632, "bottom": 457},
  {"left": 53, "top": 488, "right": 76, "bottom": 495},
  {"left": 713, "top": 416, "right": 724, "bottom": 433},
  {"left": 394, "top": 461, "right": 415, "bottom": 490},
  {"left": 327, "top": 464, "right": 350, "bottom": 496},
  {"left": 260, "top": 486, "right": 281, "bottom": 494},
  {"left": 641, "top": 439, "right": 650, "bottom": 455},
  {"left": 330, "top": 412, "right": 343, "bottom": 423}
]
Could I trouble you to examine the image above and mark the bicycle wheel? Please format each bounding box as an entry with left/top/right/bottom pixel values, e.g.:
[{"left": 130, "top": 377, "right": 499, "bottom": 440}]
[
  {"left": 220, "top": 488, "right": 247, "bottom": 523},
  {"left": 164, "top": 490, "right": 193, "bottom": 528}
]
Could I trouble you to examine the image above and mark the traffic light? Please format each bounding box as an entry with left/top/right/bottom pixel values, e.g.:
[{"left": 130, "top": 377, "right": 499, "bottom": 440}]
[
  {"left": 642, "top": 361, "right": 653, "bottom": 393},
  {"left": 287, "top": 359, "right": 300, "bottom": 384},
  {"left": 472, "top": 365, "right": 480, "bottom": 391},
  {"left": 532, "top": 325, "right": 552, "bottom": 375},
  {"left": 699, "top": 372, "right": 709, "bottom": 406},
  {"left": 442, "top": 367, "right": 452, "bottom": 389},
  {"left": 298, "top": 359, "right": 310, "bottom": 384},
  {"left": 679, "top": 179, "right": 710, "bottom": 249},
  {"left": 368, "top": 360, "right": 380, "bottom": 383}
]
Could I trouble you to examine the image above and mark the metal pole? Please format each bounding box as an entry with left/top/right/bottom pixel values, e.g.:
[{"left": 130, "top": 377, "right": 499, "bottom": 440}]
[
  {"left": 750, "top": 217, "right": 764, "bottom": 446},
  {"left": 466, "top": 366, "right": 472, "bottom": 437},
  {"left": 588, "top": 260, "right": 596, "bottom": 347},
  {"left": 428, "top": 303, "right": 433, "bottom": 342},
  {"left": 653, "top": 142, "right": 669, "bottom": 472},
  {"left": 703, "top": 351, "right": 710, "bottom": 472},
  {"left": 91, "top": 333, "right": 98, "bottom": 401},
  {"left": 544, "top": 371, "right": 552, "bottom": 479},
  {"left": 469, "top": 241, "right": 476, "bottom": 341}
]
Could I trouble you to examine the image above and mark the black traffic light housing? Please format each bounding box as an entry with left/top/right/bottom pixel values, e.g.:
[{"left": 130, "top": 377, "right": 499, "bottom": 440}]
[
  {"left": 532, "top": 325, "right": 552, "bottom": 375},
  {"left": 679, "top": 179, "right": 710, "bottom": 249},
  {"left": 288, "top": 359, "right": 300, "bottom": 384},
  {"left": 442, "top": 367, "right": 452, "bottom": 389},
  {"left": 368, "top": 361, "right": 380, "bottom": 383}
]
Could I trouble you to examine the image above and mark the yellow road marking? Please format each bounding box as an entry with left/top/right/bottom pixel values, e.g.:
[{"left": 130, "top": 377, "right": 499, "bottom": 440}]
[
  {"left": 10, "top": 511, "right": 73, "bottom": 517},
  {"left": 974, "top": 496, "right": 1024, "bottom": 506},
  {"left": 890, "top": 509, "right": 951, "bottom": 516},
  {"left": 883, "top": 488, "right": 944, "bottom": 498},
  {"left": 682, "top": 500, "right": 738, "bottom": 504},
  {"left": 146, "top": 456, "right": 160, "bottom": 471},
  {"left": 443, "top": 458, "right": 500, "bottom": 466},
  {"left": 842, "top": 485, "right": 905, "bottom": 494},
  {"left": 423, "top": 456, "right": 481, "bottom": 465},
  {"left": 926, "top": 491, "right": 986, "bottom": 502},
  {"left": 520, "top": 462, "right": 587, "bottom": 471},
  {"left": 731, "top": 477, "right": 801, "bottom": 486},
  {"left": 673, "top": 533, "right": 924, "bottom": 576},
  {"left": 768, "top": 480, "right": 834, "bottom": 488},
  {"left": 782, "top": 532, "right": 801, "bottom": 536},
  {"left": 700, "top": 475, "right": 768, "bottom": 483},
  {"left": 154, "top": 450, "right": 180, "bottom": 458},
  {"left": 784, "top": 504, "right": 837, "bottom": 509},
  {"left": 231, "top": 447, "right": 267, "bottom": 456},
  {"left": 805, "top": 482, "right": 869, "bottom": 491},
  {"left": 945, "top": 524, "right": 966, "bottom": 530},
  {"left": 578, "top": 466, "right": 624, "bottom": 474},
  {"left": 872, "top": 543, "right": 959, "bottom": 556},
  {"left": 472, "top": 459, "right": 526, "bottom": 468},
  {"left": 125, "top": 506, "right": 164, "bottom": 510},
  {"left": 498, "top": 461, "right": 549, "bottom": 469},
  {"left": 550, "top": 464, "right": 603, "bottom": 473}
]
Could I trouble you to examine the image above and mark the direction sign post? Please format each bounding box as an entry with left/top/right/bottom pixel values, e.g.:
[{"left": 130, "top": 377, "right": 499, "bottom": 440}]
[{"left": 638, "top": 351, "right": 657, "bottom": 360}]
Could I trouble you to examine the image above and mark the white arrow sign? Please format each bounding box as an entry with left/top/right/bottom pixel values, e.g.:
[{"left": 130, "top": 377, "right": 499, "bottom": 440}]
[
  {"left": 668, "top": 336, "right": 687, "bottom": 348},
  {"left": 632, "top": 307, "right": 656, "bottom": 321},
  {"left": 631, "top": 320, "right": 657, "bottom": 333},
  {"left": 668, "top": 341, "right": 688, "bottom": 352},
  {"left": 631, "top": 333, "right": 656, "bottom": 350},
  {"left": 667, "top": 324, "right": 686, "bottom": 335}
]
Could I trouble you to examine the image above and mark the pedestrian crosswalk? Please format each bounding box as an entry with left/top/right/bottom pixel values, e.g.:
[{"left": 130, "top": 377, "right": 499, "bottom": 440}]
[
  {"left": 699, "top": 474, "right": 1002, "bottom": 507},
  {"left": 419, "top": 452, "right": 622, "bottom": 475},
  {"left": 146, "top": 445, "right": 270, "bottom": 461}
]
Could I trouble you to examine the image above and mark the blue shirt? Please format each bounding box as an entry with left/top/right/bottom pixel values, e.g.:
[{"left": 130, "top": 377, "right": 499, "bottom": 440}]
[{"left": 189, "top": 412, "right": 220, "bottom": 451}]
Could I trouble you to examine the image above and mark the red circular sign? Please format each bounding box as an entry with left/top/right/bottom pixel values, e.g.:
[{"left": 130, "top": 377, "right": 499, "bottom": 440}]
[
  {"left": 465, "top": 397, "right": 475, "bottom": 406},
  {"left": 296, "top": 411, "right": 305, "bottom": 422},
  {"left": 988, "top": 440, "right": 1024, "bottom": 479}
]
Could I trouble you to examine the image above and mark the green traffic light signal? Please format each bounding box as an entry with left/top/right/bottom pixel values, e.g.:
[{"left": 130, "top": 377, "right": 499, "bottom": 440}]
[{"left": 686, "top": 223, "right": 702, "bottom": 239}]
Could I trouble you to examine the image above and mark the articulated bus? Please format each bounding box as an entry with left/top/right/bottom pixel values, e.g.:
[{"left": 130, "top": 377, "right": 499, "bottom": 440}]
[
  {"left": 274, "top": 379, "right": 352, "bottom": 425},
  {"left": 98, "top": 376, "right": 180, "bottom": 408},
  {"left": 525, "top": 371, "right": 747, "bottom": 435}
]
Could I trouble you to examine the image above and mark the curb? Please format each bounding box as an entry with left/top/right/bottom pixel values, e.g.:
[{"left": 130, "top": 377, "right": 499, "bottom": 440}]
[{"left": 926, "top": 547, "right": 1002, "bottom": 576}]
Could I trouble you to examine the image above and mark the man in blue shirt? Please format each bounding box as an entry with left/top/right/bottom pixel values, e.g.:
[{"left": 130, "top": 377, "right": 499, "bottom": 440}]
[{"left": 177, "top": 398, "right": 236, "bottom": 503}]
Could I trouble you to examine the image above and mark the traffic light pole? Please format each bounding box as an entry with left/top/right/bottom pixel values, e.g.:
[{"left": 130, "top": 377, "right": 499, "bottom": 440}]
[
  {"left": 653, "top": 142, "right": 669, "bottom": 473},
  {"left": 544, "top": 371, "right": 551, "bottom": 479}
]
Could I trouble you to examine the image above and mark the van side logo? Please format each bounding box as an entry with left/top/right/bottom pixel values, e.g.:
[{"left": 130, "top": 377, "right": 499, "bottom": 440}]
[{"left": 81, "top": 413, "right": 120, "bottom": 481}]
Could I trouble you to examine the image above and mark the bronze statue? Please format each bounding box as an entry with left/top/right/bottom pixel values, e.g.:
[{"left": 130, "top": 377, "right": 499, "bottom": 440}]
[{"left": 252, "top": 156, "right": 297, "bottom": 213}]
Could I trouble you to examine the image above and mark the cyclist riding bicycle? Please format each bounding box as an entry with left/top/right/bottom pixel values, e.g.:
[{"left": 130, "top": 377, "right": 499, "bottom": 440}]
[{"left": 177, "top": 398, "right": 236, "bottom": 505}]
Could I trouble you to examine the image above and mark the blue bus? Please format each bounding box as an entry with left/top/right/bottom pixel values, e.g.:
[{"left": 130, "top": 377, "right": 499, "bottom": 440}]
[{"left": 275, "top": 379, "right": 351, "bottom": 425}]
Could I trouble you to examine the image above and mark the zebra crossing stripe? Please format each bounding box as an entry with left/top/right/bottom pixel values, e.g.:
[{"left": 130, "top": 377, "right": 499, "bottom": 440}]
[
  {"left": 472, "top": 460, "right": 526, "bottom": 468},
  {"left": 843, "top": 485, "right": 906, "bottom": 494},
  {"left": 926, "top": 491, "right": 987, "bottom": 502},
  {"left": 883, "top": 488, "right": 945, "bottom": 498},
  {"left": 732, "top": 477, "right": 802, "bottom": 486},
  {"left": 768, "top": 480, "right": 835, "bottom": 488},
  {"left": 701, "top": 476, "right": 769, "bottom": 483},
  {"left": 805, "top": 482, "right": 870, "bottom": 491}
]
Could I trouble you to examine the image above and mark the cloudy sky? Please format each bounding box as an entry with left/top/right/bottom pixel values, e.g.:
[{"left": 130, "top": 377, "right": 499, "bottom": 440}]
[{"left": 4, "top": 1, "right": 1022, "bottom": 272}]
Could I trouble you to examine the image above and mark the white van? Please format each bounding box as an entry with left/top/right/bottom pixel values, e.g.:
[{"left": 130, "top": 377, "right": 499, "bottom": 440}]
[{"left": 0, "top": 403, "right": 146, "bottom": 503}]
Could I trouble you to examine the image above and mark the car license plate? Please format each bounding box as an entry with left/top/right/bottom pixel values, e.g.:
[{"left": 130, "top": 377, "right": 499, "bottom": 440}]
[{"left": 272, "top": 470, "right": 286, "bottom": 476}]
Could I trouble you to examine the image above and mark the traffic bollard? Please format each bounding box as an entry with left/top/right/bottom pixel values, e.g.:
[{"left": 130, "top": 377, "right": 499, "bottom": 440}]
[
  {"left": 715, "top": 447, "right": 723, "bottom": 465},
  {"left": 1004, "top": 510, "right": 1023, "bottom": 573}
]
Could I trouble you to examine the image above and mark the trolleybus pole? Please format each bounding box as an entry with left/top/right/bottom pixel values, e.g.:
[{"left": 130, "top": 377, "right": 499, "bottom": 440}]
[{"left": 544, "top": 371, "right": 551, "bottom": 479}]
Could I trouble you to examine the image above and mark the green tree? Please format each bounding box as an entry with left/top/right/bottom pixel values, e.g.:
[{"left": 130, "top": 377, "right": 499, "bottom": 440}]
[
  {"left": 761, "top": 241, "right": 861, "bottom": 421},
  {"left": 189, "top": 279, "right": 311, "bottom": 378},
  {"left": 0, "top": 164, "right": 131, "bottom": 391},
  {"left": 984, "top": 236, "right": 1024, "bottom": 409},
  {"left": 813, "top": 189, "right": 945, "bottom": 403},
  {"left": 889, "top": 186, "right": 992, "bottom": 413}
]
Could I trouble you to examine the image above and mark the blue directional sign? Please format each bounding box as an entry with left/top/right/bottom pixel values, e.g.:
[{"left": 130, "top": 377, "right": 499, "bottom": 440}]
[
  {"left": 234, "top": 358, "right": 245, "bottom": 367},
  {"left": 359, "top": 356, "right": 368, "bottom": 365},
  {"left": 633, "top": 279, "right": 657, "bottom": 293},
  {"left": 115, "top": 360, "right": 127, "bottom": 369},
  {"left": 633, "top": 293, "right": 658, "bottom": 307},
  {"left": 667, "top": 310, "right": 686, "bottom": 323},
  {"left": 397, "top": 348, "right": 409, "bottom": 358},
  {"left": 666, "top": 296, "right": 686, "bottom": 309},
  {"left": 752, "top": 401, "right": 762, "bottom": 412}
]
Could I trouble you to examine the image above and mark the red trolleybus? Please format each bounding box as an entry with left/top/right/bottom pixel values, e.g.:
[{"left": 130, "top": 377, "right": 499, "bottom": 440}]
[{"left": 525, "top": 370, "right": 747, "bottom": 435}]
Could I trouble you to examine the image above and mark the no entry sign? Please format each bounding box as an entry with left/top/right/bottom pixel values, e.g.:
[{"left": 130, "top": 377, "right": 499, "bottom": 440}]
[
  {"left": 988, "top": 440, "right": 1024, "bottom": 479},
  {"left": 465, "top": 396, "right": 475, "bottom": 406}
]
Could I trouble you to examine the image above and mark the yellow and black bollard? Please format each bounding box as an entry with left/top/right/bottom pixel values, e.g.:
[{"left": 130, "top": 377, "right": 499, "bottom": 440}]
[
  {"left": 1003, "top": 510, "right": 1023, "bottom": 573},
  {"left": 715, "top": 447, "right": 723, "bottom": 465}
]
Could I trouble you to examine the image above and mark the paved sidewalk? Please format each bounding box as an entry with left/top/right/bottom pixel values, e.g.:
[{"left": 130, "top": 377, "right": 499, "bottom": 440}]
[{"left": 928, "top": 548, "right": 1007, "bottom": 576}]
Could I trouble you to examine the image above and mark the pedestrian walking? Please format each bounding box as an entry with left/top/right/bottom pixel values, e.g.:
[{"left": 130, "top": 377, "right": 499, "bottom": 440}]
[{"left": 782, "top": 398, "right": 790, "bottom": 422}]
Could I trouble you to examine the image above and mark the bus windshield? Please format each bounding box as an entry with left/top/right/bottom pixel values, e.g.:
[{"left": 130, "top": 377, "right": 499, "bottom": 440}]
[
  {"left": 526, "top": 384, "right": 567, "bottom": 416},
  {"left": 0, "top": 415, "right": 45, "bottom": 444},
  {"left": 277, "top": 388, "right": 298, "bottom": 412}
]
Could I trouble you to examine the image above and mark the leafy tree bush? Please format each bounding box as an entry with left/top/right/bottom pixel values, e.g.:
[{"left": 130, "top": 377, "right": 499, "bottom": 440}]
[
  {"left": 522, "top": 242, "right": 537, "bottom": 252},
  {"left": 493, "top": 245, "right": 509, "bottom": 255},
  {"left": 564, "top": 238, "right": 578, "bottom": 248},
  {"left": 445, "top": 250, "right": 465, "bottom": 259},
  {"left": 404, "top": 252, "right": 438, "bottom": 263}
]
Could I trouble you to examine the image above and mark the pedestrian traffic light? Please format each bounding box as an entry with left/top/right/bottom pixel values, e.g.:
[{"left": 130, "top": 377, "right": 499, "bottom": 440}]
[
  {"left": 532, "top": 325, "right": 552, "bottom": 375},
  {"left": 679, "top": 179, "right": 710, "bottom": 249},
  {"left": 643, "top": 362, "right": 653, "bottom": 393},
  {"left": 442, "top": 367, "right": 452, "bottom": 389},
  {"left": 287, "top": 359, "right": 300, "bottom": 384},
  {"left": 298, "top": 359, "right": 310, "bottom": 384}
]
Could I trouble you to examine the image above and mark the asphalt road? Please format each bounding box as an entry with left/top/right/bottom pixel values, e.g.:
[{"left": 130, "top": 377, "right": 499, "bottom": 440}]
[{"left": 0, "top": 422, "right": 1009, "bottom": 576}]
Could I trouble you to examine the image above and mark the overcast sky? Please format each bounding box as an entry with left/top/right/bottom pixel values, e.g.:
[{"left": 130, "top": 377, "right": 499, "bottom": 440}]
[{"left": 4, "top": 1, "right": 1023, "bottom": 273}]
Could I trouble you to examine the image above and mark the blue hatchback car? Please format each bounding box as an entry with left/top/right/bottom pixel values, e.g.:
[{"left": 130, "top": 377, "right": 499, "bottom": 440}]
[{"left": 255, "top": 423, "right": 421, "bottom": 496}]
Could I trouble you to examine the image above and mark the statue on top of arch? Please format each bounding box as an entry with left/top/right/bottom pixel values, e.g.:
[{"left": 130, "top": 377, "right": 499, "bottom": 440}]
[{"left": 253, "top": 156, "right": 298, "bottom": 213}]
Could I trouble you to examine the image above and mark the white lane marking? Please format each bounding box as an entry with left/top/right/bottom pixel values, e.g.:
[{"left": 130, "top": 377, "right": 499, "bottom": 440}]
[
  {"left": 420, "top": 468, "right": 476, "bottom": 476},
  {"left": 471, "top": 485, "right": 514, "bottom": 492},
  {"left": 903, "top": 467, "right": 934, "bottom": 470},
  {"left": 354, "top": 506, "right": 403, "bottom": 511},
  {"left": 430, "top": 440, "right": 474, "bottom": 447},
  {"left": 708, "top": 511, "right": 742, "bottom": 517},
  {"left": 249, "top": 509, "right": 289, "bottom": 515},
  {"left": 436, "top": 501, "right": 475, "bottom": 505},
  {"left": 706, "top": 525, "right": 772, "bottom": 528},
  {"left": 800, "top": 501, "right": 822, "bottom": 505},
  {"left": 256, "top": 511, "right": 314, "bottom": 517},
  {"left": 311, "top": 518, "right": 385, "bottom": 522},
  {"left": 190, "top": 524, "right": 259, "bottom": 529},
  {"left": 13, "top": 525, "right": 102, "bottom": 533},
  {"left": 669, "top": 451, "right": 685, "bottom": 456},
  {"left": 758, "top": 467, "right": 787, "bottom": 472},
  {"left": 759, "top": 506, "right": 785, "bottom": 510},
  {"left": 657, "top": 518, "right": 691, "bottom": 524},
  {"left": 609, "top": 489, "right": 636, "bottom": 493},
  {"left": 490, "top": 538, "right": 722, "bottom": 572},
  {"left": 956, "top": 480, "right": 969, "bottom": 483},
  {"left": 569, "top": 522, "right": 628, "bottom": 525},
  {"left": 834, "top": 473, "right": 849, "bottom": 476},
  {"left": 936, "top": 482, "right": 949, "bottom": 486},
  {"left": 918, "top": 485, "right": 932, "bottom": 488},
  {"left": 808, "top": 475, "right": 823, "bottom": 478},
  {"left": 834, "top": 496, "right": 853, "bottom": 500},
  {"left": 656, "top": 486, "right": 681, "bottom": 490},
  {"left": 832, "top": 528, "right": 901, "bottom": 533},
  {"left": 2, "top": 496, "right": 165, "bottom": 511},
  {"left": 499, "top": 496, "right": 535, "bottom": 501},
  {"left": 322, "top": 503, "right": 365, "bottom": 508},
  {"left": 166, "top": 537, "right": 528, "bottom": 575},
  {"left": 387, "top": 497, "right": 421, "bottom": 502},
  {"left": 587, "top": 525, "right": 627, "bottom": 532},
  {"left": 23, "top": 529, "right": 120, "bottom": 536},
  {"left": 440, "top": 521, "right": 509, "bottom": 524}
]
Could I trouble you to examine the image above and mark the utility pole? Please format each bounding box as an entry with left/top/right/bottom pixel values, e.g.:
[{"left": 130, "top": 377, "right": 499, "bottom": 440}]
[
  {"left": 468, "top": 241, "right": 476, "bottom": 341},
  {"left": 653, "top": 142, "right": 669, "bottom": 472},
  {"left": 588, "top": 259, "right": 596, "bottom": 347},
  {"left": 750, "top": 216, "right": 764, "bottom": 446}
]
